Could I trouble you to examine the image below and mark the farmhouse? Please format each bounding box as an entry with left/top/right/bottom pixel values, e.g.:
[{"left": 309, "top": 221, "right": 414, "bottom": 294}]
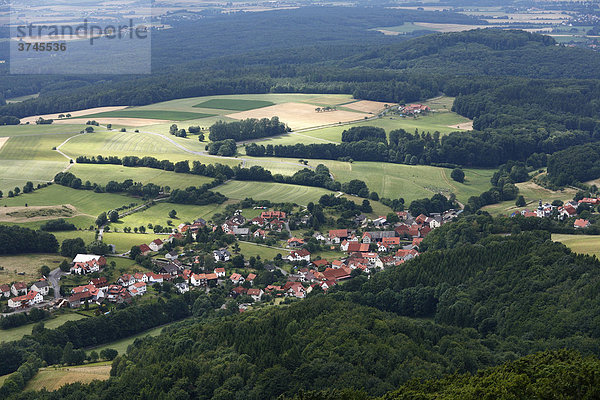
[{"left": 70, "top": 258, "right": 102, "bottom": 275}]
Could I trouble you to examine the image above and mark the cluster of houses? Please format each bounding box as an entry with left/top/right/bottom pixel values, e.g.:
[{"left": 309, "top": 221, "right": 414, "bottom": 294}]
[
  {"left": 219, "top": 210, "right": 288, "bottom": 239},
  {"left": 512, "top": 199, "right": 593, "bottom": 228},
  {"left": 398, "top": 104, "right": 431, "bottom": 116},
  {"left": 2, "top": 280, "right": 51, "bottom": 309}
]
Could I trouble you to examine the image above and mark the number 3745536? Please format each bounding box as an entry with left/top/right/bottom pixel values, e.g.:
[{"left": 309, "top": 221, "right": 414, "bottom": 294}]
[{"left": 17, "top": 42, "right": 67, "bottom": 52}]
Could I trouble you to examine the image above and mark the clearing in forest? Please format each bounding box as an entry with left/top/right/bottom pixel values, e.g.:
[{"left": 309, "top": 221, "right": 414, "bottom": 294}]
[
  {"left": 193, "top": 98, "right": 274, "bottom": 111},
  {"left": 25, "top": 363, "right": 111, "bottom": 392}
]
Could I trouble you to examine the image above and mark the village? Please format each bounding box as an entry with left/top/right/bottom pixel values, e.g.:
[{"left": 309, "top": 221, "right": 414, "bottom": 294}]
[
  {"left": 512, "top": 197, "right": 599, "bottom": 229},
  {"left": 0, "top": 207, "right": 461, "bottom": 314}
]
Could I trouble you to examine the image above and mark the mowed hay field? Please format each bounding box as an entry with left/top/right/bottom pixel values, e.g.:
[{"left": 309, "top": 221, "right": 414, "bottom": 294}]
[
  {"left": 193, "top": 98, "right": 274, "bottom": 111},
  {"left": 217, "top": 181, "right": 333, "bottom": 205},
  {"left": 552, "top": 234, "right": 600, "bottom": 258},
  {"left": 24, "top": 362, "right": 111, "bottom": 392},
  {"left": 242, "top": 158, "right": 495, "bottom": 204},
  {"left": 103, "top": 232, "right": 167, "bottom": 253},
  {"left": 0, "top": 253, "right": 69, "bottom": 285}
]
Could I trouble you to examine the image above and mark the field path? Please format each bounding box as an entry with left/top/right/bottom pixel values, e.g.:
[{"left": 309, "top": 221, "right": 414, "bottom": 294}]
[{"left": 54, "top": 132, "right": 87, "bottom": 174}]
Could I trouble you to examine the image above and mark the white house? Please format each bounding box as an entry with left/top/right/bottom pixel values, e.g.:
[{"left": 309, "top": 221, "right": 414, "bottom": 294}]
[
  {"left": 247, "top": 288, "right": 263, "bottom": 302},
  {"left": 11, "top": 282, "right": 27, "bottom": 297},
  {"left": 175, "top": 282, "right": 189, "bottom": 294},
  {"left": 149, "top": 239, "right": 164, "bottom": 252},
  {"left": 286, "top": 249, "right": 311, "bottom": 262},
  {"left": 128, "top": 282, "right": 147, "bottom": 296},
  {"left": 8, "top": 291, "right": 43, "bottom": 308},
  {"left": 30, "top": 281, "right": 50, "bottom": 296}
]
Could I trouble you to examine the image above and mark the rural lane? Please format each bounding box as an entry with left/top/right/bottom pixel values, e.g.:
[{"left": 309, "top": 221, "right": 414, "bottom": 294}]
[{"left": 48, "top": 267, "right": 65, "bottom": 299}]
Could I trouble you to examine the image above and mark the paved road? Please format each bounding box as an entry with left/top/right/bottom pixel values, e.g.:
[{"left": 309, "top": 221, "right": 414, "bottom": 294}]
[{"left": 48, "top": 267, "right": 64, "bottom": 299}]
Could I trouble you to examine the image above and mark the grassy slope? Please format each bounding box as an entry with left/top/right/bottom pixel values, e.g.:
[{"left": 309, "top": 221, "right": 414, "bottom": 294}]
[
  {"left": 24, "top": 361, "right": 111, "bottom": 392},
  {"left": 0, "top": 312, "right": 86, "bottom": 343},
  {"left": 0, "top": 253, "right": 69, "bottom": 285},
  {"left": 552, "top": 234, "right": 600, "bottom": 258},
  {"left": 85, "top": 322, "right": 180, "bottom": 356},
  {"left": 0, "top": 185, "right": 135, "bottom": 217},
  {"left": 242, "top": 158, "right": 494, "bottom": 204},
  {"left": 119, "top": 201, "right": 230, "bottom": 228},
  {"left": 102, "top": 232, "right": 167, "bottom": 253},
  {"left": 237, "top": 241, "right": 287, "bottom": 260}
]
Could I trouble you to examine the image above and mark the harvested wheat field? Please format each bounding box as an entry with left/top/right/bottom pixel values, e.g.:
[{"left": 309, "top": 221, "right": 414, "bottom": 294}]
[
  {"left": 0, "top": 136, "right": 9, "bottom": 151},
  {"left": 20, "top": 106, "right": 128, "bottom": 124},
  {"left": 226, "top": 102, "right": 370, "bottom": 130},
  {"left": 25, "top": 363, "right": 111, "bottom": 392},
  {"left": 53, "top": 117, "right": 169, "bottom": 127},
  {"left": 344, "top": 100, "right": 391, "bottom": 114}
]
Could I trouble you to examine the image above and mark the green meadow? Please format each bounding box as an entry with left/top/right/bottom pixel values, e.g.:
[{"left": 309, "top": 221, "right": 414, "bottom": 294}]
[
  {"left": 102, "top": 232, "right": 167, "bottom": 253},
  {"left": 217, "top": 180, "right": 333, "bottom": 205},
  {"left": 118, "top": 201, "right": 230, "bottom": 228},
  {"left": 552, "top": 234, "right": 600, "bottom": 259}
]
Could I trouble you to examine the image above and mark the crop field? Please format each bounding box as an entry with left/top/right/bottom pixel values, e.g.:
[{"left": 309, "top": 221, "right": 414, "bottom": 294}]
[
  {"left": 0, "top": 253, "right": 69, "bottom": 286},
  {"left": 193, "top": 98, "right": 274, "bottom": 111},
  {"left": 552, "top": 234, "right": 600, "bottom": 258},
  {"left": 226, "top": 102, "right": 370, "bottom": 130},
  {"left": 74, "top": 109, "right": 215, "bottom": 121},
  {"left": 70, "top": 164, "right": 214, "bottom": 189},
  {"left": 217, "top": 180, "right": 333, "bottom": 205},
  {"left": 119, "top": 201, "right": 230, "bottom": 228},
  {"left": 0, "top": 185, "right": 135, "bottom": 217},
  {"left": 1, "top": 312, "right": 86, "bottom": 343},
  {"left": 242, "top": 157, "right": 494, "bottom": 204},
  {"left": 482, "top": 181, "right": 577, "bottom": 216},
  {"left": 24, "top": 362, "right": 111, "bottom": 392}
]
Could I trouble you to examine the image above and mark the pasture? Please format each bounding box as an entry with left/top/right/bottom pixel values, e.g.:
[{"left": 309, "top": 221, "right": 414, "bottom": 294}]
[
  {"left": 193, "top": 98, "right": 274, "bottom": 111},
  {"left": 552, "top": 234, "right": 600, "bottom": 259},
  {"left": 0, "top": 253, "right": 69, "bottom": 286},
  {"left": 1, "top": 312, "right": 86, "bottom": 343},
  {"left": 24, "top": 362, "right": 111, "bottom": 392}
]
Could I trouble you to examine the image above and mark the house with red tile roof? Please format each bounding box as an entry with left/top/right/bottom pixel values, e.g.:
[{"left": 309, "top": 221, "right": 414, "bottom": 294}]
[
  {"left": 322, "top": 267, "right": 352, "bottom": 282},
  {"left": 0, "top": 284, "right": 10, "bottom": 298},
  {"left": 312, "top": 259, "right": 329, "bottom": 268},
  {"left": 8, "top": 291, "right": 42, "bottom": 308},
  {"left": 574, "top": 219, "right": 591, "bottom": 229},
  {"left": 11, "top": 282, "right": 27, "bottom": 297},
  {"left": 247, "top": 288, "right": 263, "bottom": 301},
  {"left": 287, "top": 237, "right": 305, "bottom": 247},
  {"left": 328, "top": 229, "right": 348, "bottom": 243},
  {"left": 149, "top": 238, "right": 164, "bottom": 252},
  {"left": 261, "top": 210, "right": 286, "bottom": 219},
  {"left": 283, "top": 282, "right": 306, "bottom": 298},
  {"left": 230, "top": 273, "right": 245, "bottom": 285},
  {"left": 139, "top": 244, "right": 151, "bottom": 255}
]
